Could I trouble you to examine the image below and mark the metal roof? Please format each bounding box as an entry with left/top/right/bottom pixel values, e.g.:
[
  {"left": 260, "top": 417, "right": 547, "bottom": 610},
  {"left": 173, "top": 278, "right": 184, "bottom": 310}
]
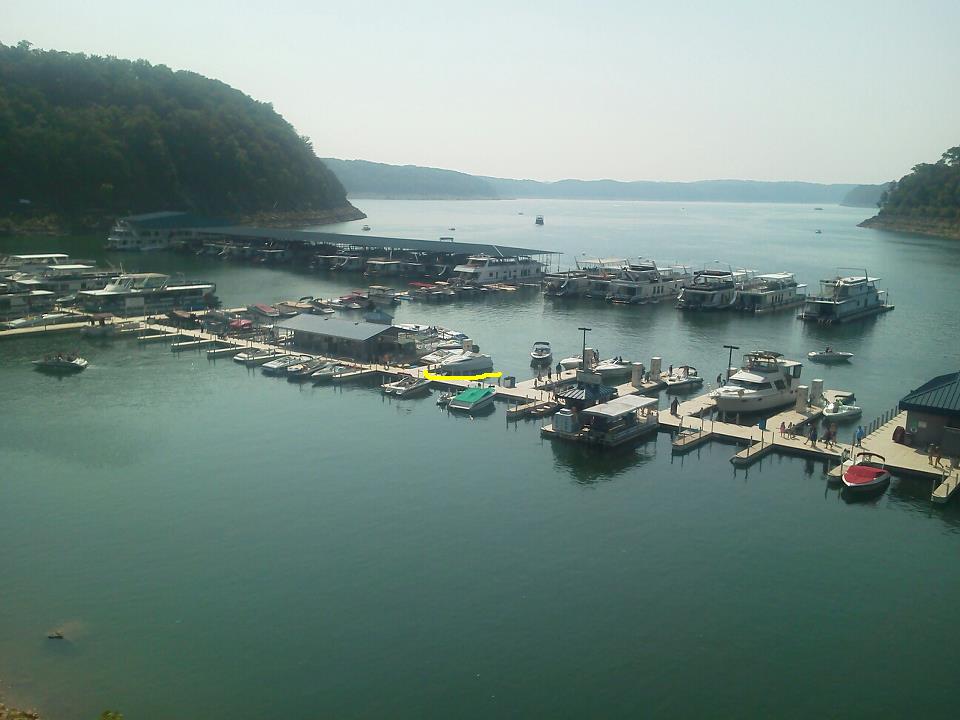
[
  {"left": 900, "top": 372, "right": 960, "bottom": 417},
  {"left": 194, "top": 226, "right": 555, "bottom": 256},
  {"left": 277, "top": 314, "right": 395, "bottom": 341},
  {"left": 583, "top": 395, "right": 658, "bottom": 418}
]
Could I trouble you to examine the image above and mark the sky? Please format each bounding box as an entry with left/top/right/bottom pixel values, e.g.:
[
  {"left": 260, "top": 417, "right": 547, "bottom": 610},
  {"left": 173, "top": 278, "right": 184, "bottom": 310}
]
[{"left": 4, "top": 0, "right": 959, "bottom": 184}]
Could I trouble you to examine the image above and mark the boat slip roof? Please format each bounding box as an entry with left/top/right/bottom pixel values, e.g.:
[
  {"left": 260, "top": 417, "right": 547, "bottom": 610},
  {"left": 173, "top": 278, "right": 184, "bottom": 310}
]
[
  {"left": 900, "top": 371, "right": 960, "bottom": 417},
  {"left": 277, "top": 314, "right": 395, "bottom": 341},
  {"left": 193, "top": 226, "right": 555, "bottom": 257},
  {"left": 583, "top": 395, "right": 658, "bottom": 418}
]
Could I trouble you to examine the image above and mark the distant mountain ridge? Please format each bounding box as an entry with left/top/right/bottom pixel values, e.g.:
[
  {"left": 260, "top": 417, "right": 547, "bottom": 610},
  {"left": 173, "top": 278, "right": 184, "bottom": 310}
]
[{"left": 323, "top": 158, "right": 864, "bottom": 204}]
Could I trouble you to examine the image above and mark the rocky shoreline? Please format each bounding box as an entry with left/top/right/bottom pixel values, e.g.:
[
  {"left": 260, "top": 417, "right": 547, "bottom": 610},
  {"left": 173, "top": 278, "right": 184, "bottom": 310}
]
[
  {"left": 859, "top": 214, "right": 960, "bottom": 240},
  {"left": 0, "top": 701, "right": 40, "bottom": 720}
]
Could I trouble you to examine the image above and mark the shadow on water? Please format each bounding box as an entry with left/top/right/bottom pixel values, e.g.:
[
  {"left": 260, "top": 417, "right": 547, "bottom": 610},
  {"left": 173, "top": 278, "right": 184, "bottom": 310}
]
[{"left": 548, "top": 435, "right": 657, "bottom": 484}]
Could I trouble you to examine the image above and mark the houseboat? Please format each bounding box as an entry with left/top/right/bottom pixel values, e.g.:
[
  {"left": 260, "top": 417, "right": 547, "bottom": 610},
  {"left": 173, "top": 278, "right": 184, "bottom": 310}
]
[
  {"left": 735, "top": 272, "right": 806, "bottom": 313},
  {"left": 542, "top": 395, "right": 659, "bottom": 446},
  {"left": 106, "top": 218, "right": 173, "bottom": 251},
  {"left": 77, "top": 273, "right": 218, "bottom": 316},
  {"left": 676, "top": 266, "right": 761, "bottom": 311},
  {"left": 605, "top": 260, "right": 691, "bottom": 305},
  {"left": 452, "top": 255, "right": 543, "bottom": 285},
  {"left": 797, "top": 272, "right": 893, "bottom": 324},
  {"left": 710, "top": 350, "right": 803, "bottom": 413},
  {"left": 0, "top": 285, "right": 56, "bottom": 322}
]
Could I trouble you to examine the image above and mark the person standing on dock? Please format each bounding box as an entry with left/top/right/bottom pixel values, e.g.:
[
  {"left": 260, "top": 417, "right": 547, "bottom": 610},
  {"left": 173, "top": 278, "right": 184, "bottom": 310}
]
[
  {"left": 716, "top": 373, "right": 723, "bottom": 386},
  {"left": 670, "top": 397, "right": 679, "bottom": 417},
  {"left": 855, "top": 425, "right": 865, "bottom": 447}
]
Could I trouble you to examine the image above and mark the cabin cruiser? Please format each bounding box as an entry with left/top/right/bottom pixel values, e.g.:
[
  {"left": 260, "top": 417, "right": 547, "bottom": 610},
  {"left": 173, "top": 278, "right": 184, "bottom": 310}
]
[
  {"left": 841, "top": 452, "right": 891, "bottom": 492},
  {"left": 1, "top": 312, "right": 76, "bottom": 329},
  {"left": 710, "top": 350, "right": 803, "bottom": 413},
  {"left": 822, "top": 398, "right": 862, "bottom": 421},
  {"left": 261, "top": 354, "right": 311, "bottom": 375},
  {"left": 676, "top": 266, "right": 760, "bottom": 311},
  {"left": 664, "top": 365, "right": 704, "bottom": 392},
  {"left": 33, "top": 353, "right": 88, "bottom": 372},
  {"left": 605, "top": 260, "right": 691, "bottom": 305},
  {"left": 593, "top": 359, "right": 633, "bottom": 384},
  {"left": 808, "top": 348, "right": 853, "bottom": 363},
  {"left": 798, "top": 272, "right": 892, "bottom": 323},
  {"left": 438, "top": 351, "right": 494, "bottom": 375},
  {"left": 559, "top": 348, "right": 600, "bottom": 370},
  {"left": 452, "top": 254, "right": 543, "bottom": 285},
  {"left": 735, "top": 272, "right": 806, "bottom": 313},
  {"left": 448, "top": 386, "right": 496, "bottom": 413},
  {"left": 381, "top": 375, "right": 432, "bottom": 397},
  {"left": 78, "top": 273, "right": 217, "bottom": 315},
  {"left": 530, "top": 341, "right": 552, "bottom": 364}
]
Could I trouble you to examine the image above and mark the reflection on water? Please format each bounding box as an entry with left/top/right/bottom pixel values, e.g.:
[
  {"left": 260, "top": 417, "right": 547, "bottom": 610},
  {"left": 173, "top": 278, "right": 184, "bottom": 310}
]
[{"left": 549, "top": 433, "right": 658, "bottom": 483}]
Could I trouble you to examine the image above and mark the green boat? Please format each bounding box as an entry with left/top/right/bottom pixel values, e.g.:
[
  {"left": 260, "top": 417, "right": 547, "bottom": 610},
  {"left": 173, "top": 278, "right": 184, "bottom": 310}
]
[{"left": 447, "top": 386, "right": 496, "bottom": 413}]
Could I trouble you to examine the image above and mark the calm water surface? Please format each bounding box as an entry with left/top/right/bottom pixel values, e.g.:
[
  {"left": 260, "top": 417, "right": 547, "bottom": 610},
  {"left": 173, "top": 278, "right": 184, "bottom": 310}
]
[{"left": 1, "top": 200, "right": 959, "bottom": 718}]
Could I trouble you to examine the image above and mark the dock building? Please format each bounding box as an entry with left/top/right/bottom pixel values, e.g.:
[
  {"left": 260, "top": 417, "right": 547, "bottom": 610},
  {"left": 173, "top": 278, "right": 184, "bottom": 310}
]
[{"left": 900, "top": 372, "right": 960, "bottom": 456}]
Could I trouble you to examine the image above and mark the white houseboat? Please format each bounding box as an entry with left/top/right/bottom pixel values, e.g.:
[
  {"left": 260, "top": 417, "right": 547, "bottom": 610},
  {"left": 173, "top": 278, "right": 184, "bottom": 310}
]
[
  {"left": 453, "top": 255, "right": 543, "bottom": 285},
  {"left": 676, "top": 266, "right": 761, "bottom": 311},
  {"left": 77, "top": 273, "right": 218, "bottom": 316},
  {"left": 735, "top": 272, "right": 807, "bottom": 313},
  {"left": 606, "top": 260, "right": 691, "bottom": 305},
  {"left": 797, "top": 272, "right": 893, "bottom": 324}
]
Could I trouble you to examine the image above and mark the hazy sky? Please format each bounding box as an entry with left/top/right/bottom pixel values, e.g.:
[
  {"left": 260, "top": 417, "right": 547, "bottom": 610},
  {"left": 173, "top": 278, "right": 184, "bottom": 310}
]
[{"left": 5, "top": 0, "right": 959, "bottom": 183}]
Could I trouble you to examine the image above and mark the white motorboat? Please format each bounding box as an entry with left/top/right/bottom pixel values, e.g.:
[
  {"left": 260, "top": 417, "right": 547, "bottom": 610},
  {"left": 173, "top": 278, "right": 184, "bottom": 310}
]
[
  {"left": 235, "top": 349, "right": 286, "bottom": 366},
  {"left": 438, "top": 351, "right": 494, "bottom": 375},
  {"left": 262, "top": 354, "right": 310, "bottom": 375},
  {"left": 33, "top": 354, "right": 88, "bottom": 372},
  {"left": 286, "top": 358, "right": 326, "bottom": 381},
  {"left": 447, "top": 386, "right": 496, "bottom": 413},
  {"left": 420, "top": 348, "right": 460, "bottom": 365},
  {"left": 710, "top": 350, "right": 804, "bottom": 413},
  {"left": 311, "top": 363, "right": 350, "bottom": 383},
  {"left": 593, "top": 359, "right": 632, "bottom": 383},
  {"left": 530, "top": 341, "right": 552, "bottom": 364},
  {"left": 381, "top": 375, "right": 432, "bottom": 397},
  {"left": 664, "top": 365, "right": 704, "bottom": 392},
  {"left": 808, "top": 348, "right": 854, "bottom": 364},
  {"left": 436, "top": 390, "right": 454, "bottom": 406},
  {"left": 822, "top": 398, "right": 862, "bottom": 421},
  {"left": 841, "top": 452, "right": 892, "bottom": 492},
  {"left": 559, "top": 348, "right": 599, "bottom": 370}
]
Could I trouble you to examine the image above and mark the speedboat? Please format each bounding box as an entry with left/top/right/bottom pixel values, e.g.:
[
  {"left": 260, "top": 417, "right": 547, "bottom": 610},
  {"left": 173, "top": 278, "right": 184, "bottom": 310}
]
[
  {"left": 33, "top": 354, "right": 88, "bottom": 372},
  {"left": 262, "top": 354, "right": 310, "bottom": 375},
  {"left": 286, "top": 358, "right": 326, "bottom": 381},
  {"left": 822, "top": 398, "right": 862, "bottom": 421},
  {"left": 438, "top": 351, "right": 494, "bottom": 375},
  {"left": 311, "top": 363, "right": 350, "bottom": 383},
  {"left": 841, "top": 452, "right": 892, "bottom": 492},
  {"left": 559, "top": 348, "right": 600, "bottom": 370},
  {"left": 235, "top": 348, "right": 287, "bottom": 366},
  {"left": 250, "top": 303, "right": 280, "bottom": 318},
  {"left": 711, "top": 350, "right": 804, "bottom": 413},
  {"left": 808, "top": 348, "right": 854, "bottom": 363},
  {"left": 664, "top": 365, "right": 704, "bottom": 393},
  {"left": 448, "top": 386, "right": 496, "bottom": 413},
  {"left": 530, "top": 341, "right": 552, "bottom": 364},
  {"left": 381, "top": 375, "right": 432, "bottom": 397}
]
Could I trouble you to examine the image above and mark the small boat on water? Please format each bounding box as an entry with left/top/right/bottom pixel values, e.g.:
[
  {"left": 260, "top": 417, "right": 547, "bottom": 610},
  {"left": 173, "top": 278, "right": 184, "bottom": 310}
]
[
  {"left": 808, "top": 348, "right": 854, "bottom": 364},
  {"left": 664, "top": 365, "right": 704, "bottom": 392},
  {"left": 287, "top": 358, "right": 326, "bottom": 381},
  {"left": 822, "top": 398, "right": 862, "bottom": 421},
  {"left": 311, "top": 363, "right": 350, "bottom": 383},
  {"left": 381, "top": 375, "right": 432, "bottom": 397},
  {"left": 530, "top": 341, "right": 553, "bottom": 365},
  {"left": 448, "top": 386, "right": 496, "bottom": 413},
  {"left": 362, "top": 225, "right": 371, "bottom": 231},
  {"left": 841, "top": 452, "right": 892, "bottom": 492},
  {"left": 535, "top": 215, "right": 544, "bottom": 226},
  {"left": 436, "top": 390, "right": 454, "bottom": 406},
  {"left": 33, "top": 354, "right": 88, "bottom": 372},
  {"left": 235, "top": 348, "right": 287, "bottom": 366},
  {"left": 262, "top": 354, "right": 310, "bottom": 375}
]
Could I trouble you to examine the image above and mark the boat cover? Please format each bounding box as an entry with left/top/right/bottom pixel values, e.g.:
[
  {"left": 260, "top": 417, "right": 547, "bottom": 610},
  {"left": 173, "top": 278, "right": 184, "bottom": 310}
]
[{"left": 844, "top": 466, "right": 887, "bottom": 485}]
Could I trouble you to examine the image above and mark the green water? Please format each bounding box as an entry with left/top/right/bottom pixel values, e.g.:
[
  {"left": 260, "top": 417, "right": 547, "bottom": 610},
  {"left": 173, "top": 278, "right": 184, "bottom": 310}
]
[{"left": 1, "top": 201, "right": 959, "bottom": 719}]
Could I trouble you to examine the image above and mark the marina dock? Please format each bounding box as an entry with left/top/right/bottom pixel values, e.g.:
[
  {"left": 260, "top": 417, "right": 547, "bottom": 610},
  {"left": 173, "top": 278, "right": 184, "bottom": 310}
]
[{"left": 4, "top": 313, "right": 956, "bottom": 503}]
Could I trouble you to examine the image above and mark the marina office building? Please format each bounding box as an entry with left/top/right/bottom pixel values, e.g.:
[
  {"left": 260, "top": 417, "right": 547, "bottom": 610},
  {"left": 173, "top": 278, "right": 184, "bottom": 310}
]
[
  {"left": 277, "top": 315, "right": 406, "bottom": 362},
  {"left": 901, "top": 372, "right": 960, "bottom": 456}
]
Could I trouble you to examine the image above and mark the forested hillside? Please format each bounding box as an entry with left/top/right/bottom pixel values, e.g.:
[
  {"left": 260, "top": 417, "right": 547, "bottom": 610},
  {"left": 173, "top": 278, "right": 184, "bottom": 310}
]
[
  {"left": 0, "top": 41, "right": 362, "bottom": 230},
  {"left": 859, "top": 146, "right": 960, "bottom": 239}
]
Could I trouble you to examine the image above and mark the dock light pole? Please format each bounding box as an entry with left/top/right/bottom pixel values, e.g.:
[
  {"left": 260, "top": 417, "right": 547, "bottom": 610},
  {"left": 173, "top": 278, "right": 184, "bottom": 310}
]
[
  {"left": 723, "top": 344, "right": 739, "bottom": 383},
  {"left": 578, "top": 327, "right": 592, "bottom": 370}
]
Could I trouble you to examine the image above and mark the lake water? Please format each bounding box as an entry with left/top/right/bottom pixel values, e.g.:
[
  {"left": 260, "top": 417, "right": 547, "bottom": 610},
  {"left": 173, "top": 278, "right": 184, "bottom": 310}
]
[{"left": 1, "top": 200, "right": 959, "bottom": 719}]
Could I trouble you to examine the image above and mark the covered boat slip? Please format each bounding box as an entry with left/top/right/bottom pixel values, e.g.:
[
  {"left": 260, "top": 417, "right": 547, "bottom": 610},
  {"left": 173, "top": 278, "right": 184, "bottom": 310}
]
[{"left": 542, "top": 395, "right": 659, "bottom": 446}]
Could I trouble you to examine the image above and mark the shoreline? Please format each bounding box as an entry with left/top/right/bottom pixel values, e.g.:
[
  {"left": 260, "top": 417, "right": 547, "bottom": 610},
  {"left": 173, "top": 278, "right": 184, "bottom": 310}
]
[{"left": 858, "top": 214, "right": 960, "bottom": 240}]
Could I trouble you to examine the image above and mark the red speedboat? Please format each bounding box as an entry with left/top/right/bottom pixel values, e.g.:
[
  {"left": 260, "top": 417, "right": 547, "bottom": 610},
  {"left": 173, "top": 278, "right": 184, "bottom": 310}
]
[{"left": 841, "top": 452, "right": 892, "bottom": 492}]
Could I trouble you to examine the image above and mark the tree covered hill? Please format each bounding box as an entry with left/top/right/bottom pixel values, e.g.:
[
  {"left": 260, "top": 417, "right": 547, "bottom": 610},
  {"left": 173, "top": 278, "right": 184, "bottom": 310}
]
[
  {"left": 0, "top": 42, "right": 362, "bottom": 229},
  {"left": 860, "top": 146, "right": 960, "bottom": 239}
]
